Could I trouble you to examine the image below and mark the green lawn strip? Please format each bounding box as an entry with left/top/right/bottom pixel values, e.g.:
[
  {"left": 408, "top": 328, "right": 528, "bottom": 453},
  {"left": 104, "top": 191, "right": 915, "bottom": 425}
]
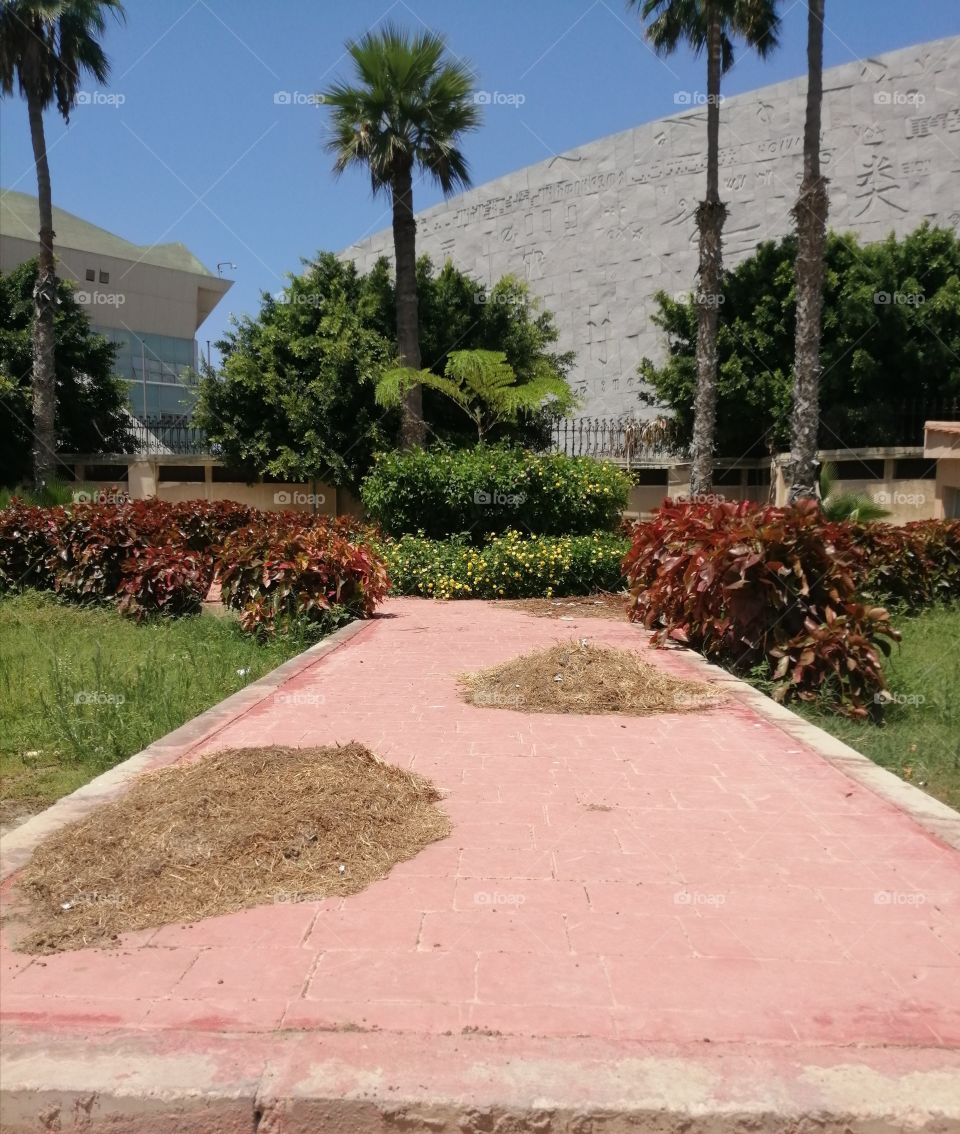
[
  {"left": 795, "top": 604, "right": 960, "bottom": 810},
  {"left": 0, "top": 592, "right": 311, "bottom": 815}
]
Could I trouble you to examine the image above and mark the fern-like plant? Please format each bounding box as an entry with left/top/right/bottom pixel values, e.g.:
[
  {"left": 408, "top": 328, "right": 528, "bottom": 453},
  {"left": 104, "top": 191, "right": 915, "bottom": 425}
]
[
  {"left": 819, "top": 462, "right": 891, "bottom": 522},
  {"left": 376, "top": 349, "right": 576, "bottom": 441}
]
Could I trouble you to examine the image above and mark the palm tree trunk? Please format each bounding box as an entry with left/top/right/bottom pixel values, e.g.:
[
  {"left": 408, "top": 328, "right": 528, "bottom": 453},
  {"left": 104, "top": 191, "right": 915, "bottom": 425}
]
[
  {"left": 789, "top": 0, "right": 828, "bottom": 503},
  {"left": 391, "top": 161, "right": 425, "bottom": 448},
  {"left": 690, "top": 8, "right": 726, "bottom": 498},
  {"left": 27, "top": 88, "right": 58, "bottom": 492}
]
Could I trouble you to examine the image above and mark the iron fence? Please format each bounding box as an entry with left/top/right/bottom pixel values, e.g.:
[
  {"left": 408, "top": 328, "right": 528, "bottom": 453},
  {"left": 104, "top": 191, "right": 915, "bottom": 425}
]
[
  {"left": 126, "top": 416, "right": 213, "bottom": 456},
  {"left": 550, "top": 416, "right": 685, "bottom": 464}
]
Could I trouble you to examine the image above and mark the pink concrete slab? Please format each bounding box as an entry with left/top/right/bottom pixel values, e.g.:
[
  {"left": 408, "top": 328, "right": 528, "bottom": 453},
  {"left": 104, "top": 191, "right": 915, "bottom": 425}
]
[{"left": 171, "top": 945, "right": 316, "bottom": 1000}]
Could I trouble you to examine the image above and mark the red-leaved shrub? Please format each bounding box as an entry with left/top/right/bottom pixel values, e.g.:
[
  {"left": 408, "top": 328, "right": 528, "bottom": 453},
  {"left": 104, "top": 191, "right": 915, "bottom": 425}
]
[
  {"left": 827, "top": 518, "right": 960, "bottom": 609},
  {"left": 623, "top": 499, "right": 901, "bottom": 716},
  {"left": 218, "top": 515, "right": 389, "bottom": 636},
  {"left": 0, "top": 498, "right": 388, "bottom": 634},
  {"left": 117, "top": 546, "right": 216, "bottom": 622}
]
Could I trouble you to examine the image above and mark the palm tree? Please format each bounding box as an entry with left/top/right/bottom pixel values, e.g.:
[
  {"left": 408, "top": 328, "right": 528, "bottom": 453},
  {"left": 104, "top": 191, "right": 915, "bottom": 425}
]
[
  {"left": 629, "top": 0, "right": 780, "bottom": 495},
  {"left": 320, "top": 25, "right": 480, "bottom": 448},
  {"left": 788, "top": 0, "right": 828, "bottom": 503},
  {"left": 0, "top": 0, "right": 125, "bottom": 492}
]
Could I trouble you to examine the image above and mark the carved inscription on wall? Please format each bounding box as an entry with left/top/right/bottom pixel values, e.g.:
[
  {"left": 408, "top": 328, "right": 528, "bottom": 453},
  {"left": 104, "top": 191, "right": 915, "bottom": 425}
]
[{"left": 345, "top": 37, "right": 959, "bottom": 417}]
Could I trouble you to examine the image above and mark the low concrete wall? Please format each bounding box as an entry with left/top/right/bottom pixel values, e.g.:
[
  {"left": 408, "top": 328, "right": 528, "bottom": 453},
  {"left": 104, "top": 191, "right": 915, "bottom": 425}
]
[{"left": 70, "top": 456, "right": 338, "bottom": 516}]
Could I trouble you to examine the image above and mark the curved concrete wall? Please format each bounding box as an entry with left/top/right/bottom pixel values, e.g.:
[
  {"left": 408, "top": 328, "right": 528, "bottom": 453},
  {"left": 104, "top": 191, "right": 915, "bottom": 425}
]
[{"left": 341, "top": 36, "right": 960, "bottom": 418}]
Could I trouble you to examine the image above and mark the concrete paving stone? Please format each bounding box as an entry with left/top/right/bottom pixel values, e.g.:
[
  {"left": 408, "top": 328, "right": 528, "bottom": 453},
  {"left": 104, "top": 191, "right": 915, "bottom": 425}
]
[
  {"left": 171, "top": 945, "right": 317, "bottom": 1001},
  {"left": 8, "top": 946, "right": 198, "bottom": 1000},
  {"left": 306, "top": 948, "right": 477, "bottom": 1004}
]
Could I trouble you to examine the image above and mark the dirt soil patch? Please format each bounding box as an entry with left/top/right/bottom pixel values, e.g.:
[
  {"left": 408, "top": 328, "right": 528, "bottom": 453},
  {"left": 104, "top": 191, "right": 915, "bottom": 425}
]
[
  {"left": 499, "top": 594, "right": 628, "bottom": 621},
  {"left": 461, "top": 640, "right": 723, "bottom": 716},
  {"left": 10, "top": 743, "right": 450, "bottom": 954}
]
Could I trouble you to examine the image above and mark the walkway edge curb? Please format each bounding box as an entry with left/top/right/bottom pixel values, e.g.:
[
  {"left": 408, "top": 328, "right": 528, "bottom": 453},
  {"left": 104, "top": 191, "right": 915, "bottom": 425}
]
[
  {"left": 0, "top": 616, "right": 377, "bottom": 883},
  {"left": 668, "top": 645, "right": 960, "bottom": 851}
]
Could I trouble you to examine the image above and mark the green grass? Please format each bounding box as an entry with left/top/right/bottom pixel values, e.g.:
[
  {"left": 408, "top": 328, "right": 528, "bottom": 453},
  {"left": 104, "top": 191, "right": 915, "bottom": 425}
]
[
  {"left": 797, "top": 604, "right": 960, "bottom": 810},
  {"left": 0, "top": 592, "right": 310, "bottom": 815}
]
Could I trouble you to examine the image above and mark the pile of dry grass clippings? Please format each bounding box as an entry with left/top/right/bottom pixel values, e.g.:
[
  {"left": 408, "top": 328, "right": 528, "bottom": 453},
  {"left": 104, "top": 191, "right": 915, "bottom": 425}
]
[
  {"left": 11, "top": 743, "right": 450, "bottom": 953},
  {"left": 500, "top": 594, "right": 629, "bottom": 621},
  {"left": 460, "top": 640, "right": 723, "bottom": 716}
]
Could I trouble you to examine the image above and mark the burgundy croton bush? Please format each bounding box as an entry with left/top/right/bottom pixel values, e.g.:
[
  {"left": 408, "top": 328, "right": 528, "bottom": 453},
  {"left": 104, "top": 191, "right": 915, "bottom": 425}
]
[
  {"left": 0, "top": 498, "right": 388, "bottom": 635},
  {"left": 623, "top": 499, "right": 959, "bottom": 718}
]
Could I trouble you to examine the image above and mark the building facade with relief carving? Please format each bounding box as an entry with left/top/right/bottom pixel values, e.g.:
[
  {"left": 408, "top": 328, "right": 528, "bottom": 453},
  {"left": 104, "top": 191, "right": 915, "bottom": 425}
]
[{"left": 341, "top": 36, "right": 960, "bottom": 420}]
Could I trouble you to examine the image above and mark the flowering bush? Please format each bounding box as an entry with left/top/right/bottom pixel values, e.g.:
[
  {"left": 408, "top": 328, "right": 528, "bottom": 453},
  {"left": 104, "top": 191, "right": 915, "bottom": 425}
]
[
  {"left": 623, "top": 499, "right": 901, "bottom": 717},
  {"left": 361, "top": 444, "right": 630, "bottom": 540},
  {"left": 381, "top": 530, "right": 628, "bottom": 600}
]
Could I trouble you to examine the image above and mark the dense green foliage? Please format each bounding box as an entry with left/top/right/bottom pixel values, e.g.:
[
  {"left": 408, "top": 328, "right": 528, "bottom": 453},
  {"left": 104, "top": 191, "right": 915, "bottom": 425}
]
[
  {"left": 0, "top": 261, "right": 133, "bottom": 487},
  {"left": 639, "top": 224, "right": 960, "bottom": 454},
  {"left": 376, "top": 348, "right": 575, "bottom": 439},
  {"left": 196, "top": 255, "right": 574, "bottom": 486},
  {"left": 361, "top": 443, "right": 631, "bottom": 540},
  {"left": 380, "top": 530, "right": 629, "bottom": 599}
]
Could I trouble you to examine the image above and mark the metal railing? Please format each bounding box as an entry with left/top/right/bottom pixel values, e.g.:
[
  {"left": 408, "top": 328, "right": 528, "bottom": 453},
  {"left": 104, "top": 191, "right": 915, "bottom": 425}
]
[
  {"left": 550, "top": 416, "right": 686, "bottom": 464},
  {"left": 126, "top": 416, "right": 213, "bottom": 456}
]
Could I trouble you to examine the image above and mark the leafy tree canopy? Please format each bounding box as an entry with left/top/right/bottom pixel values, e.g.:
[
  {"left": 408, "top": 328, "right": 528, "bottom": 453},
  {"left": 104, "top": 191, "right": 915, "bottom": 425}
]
[
  {"left": 196, "top": 253, "right": 575, "bottom": 486},
  {"left": 639, "top": 223, "right": 960, "bottom": 455},
  {"left": 0, "top": 259, "right": 133, "bottom": 487}
]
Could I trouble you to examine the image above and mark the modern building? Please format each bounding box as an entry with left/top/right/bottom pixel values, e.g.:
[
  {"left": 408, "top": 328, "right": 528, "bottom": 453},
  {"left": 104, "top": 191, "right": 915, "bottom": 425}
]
[
  {"left": 0, "top": 189, "right": 232, "bottom": 419},
  {"left": 342, "top": 35, "right": 960, "bottom": 420}
]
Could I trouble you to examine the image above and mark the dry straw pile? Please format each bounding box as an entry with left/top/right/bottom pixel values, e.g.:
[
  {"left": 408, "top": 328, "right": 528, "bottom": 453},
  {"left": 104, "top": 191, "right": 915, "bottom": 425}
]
[
  {"left": 12, "top": 743, "right": 449, "bottom": 953},
  {"left": 461, "top": 640, "right": 722, "bottom": 716}
]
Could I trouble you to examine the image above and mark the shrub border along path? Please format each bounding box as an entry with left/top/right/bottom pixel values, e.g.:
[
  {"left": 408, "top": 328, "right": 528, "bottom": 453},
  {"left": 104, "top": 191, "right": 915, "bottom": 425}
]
[{"left": 1, "top": 599, "right": 958, "bottom": 1132}]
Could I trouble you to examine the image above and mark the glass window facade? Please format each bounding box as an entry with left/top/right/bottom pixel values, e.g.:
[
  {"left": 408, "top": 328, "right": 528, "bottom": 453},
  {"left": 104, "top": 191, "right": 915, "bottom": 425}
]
[{"left": 97, "top": 327, "right": 199, "bottom": 418}]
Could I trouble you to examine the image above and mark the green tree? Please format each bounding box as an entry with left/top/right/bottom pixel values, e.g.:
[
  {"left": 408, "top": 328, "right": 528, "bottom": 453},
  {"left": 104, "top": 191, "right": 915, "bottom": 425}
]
[
  {"left": 194, "top": 255, "right": 397, "bottom": 488},
  {"left": 638, "top": 224, "right": 960, "bottom": 454},
  {"left": 0, "top": 260, "right": 133, "bottom": 487},
  {"left": 320, "top": 24, "right": 480, "bottom": 448},
  {"left": 376, "top": 348, "right": 576, "bottom": 440},
  {"left": 789, "top": 0, "right": 828, "bottom": 502},
  {"left": 0, "top": 0, "right": 125, "bottom": 491},
  {"left": 627, "top": 0, "right": 780, "bottom": 495}
]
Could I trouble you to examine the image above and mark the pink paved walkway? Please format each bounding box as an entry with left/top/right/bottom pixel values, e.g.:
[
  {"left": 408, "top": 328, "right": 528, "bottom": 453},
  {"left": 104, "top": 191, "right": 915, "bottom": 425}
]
[{"left": 2, "top": 598, "right": 959, "bottom": 1127}]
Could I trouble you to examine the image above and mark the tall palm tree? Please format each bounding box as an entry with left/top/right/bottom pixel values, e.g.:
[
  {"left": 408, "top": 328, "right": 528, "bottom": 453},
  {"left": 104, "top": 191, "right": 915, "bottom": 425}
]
[
  {"left": 788, "top": 0, "right": 827, "bottom": 502},
  {"left": 0, "top": 0, "right": 125, "bottom": 491},
  {"left": 321, "top": 24, "right": 480, "bottom": 448},
  {"left": 629, "top": 0, "right": 780, "bottom": 495}
]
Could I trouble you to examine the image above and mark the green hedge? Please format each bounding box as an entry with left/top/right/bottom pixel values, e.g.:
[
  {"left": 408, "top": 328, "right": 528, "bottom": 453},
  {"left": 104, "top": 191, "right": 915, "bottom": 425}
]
[
  {"left": 360, "top": 444, "right": 630, "bottom": 541},
  {"left": 380, "top": 530, "right": 629, "bottom": 599}
]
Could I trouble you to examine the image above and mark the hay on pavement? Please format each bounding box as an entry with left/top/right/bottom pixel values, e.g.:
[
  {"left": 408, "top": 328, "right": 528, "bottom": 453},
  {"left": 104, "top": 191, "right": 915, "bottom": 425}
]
[
  {"left": 12, "top": 743, "right": 450, "bottom": 953},
  {"left": 460, "top": 640, "right": 723, "bottom": 716}
]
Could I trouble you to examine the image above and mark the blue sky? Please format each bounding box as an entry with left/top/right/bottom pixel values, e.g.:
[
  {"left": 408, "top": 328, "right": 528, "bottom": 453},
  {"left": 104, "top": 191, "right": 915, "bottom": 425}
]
[{"left": 1, "top": 0, "right": 958, "bottom": 355}]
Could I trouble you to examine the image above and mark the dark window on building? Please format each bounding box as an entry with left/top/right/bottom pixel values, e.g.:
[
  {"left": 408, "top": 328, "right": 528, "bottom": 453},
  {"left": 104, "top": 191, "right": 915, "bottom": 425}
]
[
  {"left": 893, "top": 458, "right": 937, "bottom": 480},
  {"left": 633, "top": 467, "right": 669, "bottom": 486},
  {"left": 85, "top": 268, "right": 95, "bottom": 281},
  {"left": 833, "top": 460, "right": 885, "bottom": 480},
  {"left": 713, "top": 467, "right": 744, "bottom": 487},
  {"left": 211, "top": 465, "right": 256, "bottom": 484},
  {"left": 85, "top": 464, "right": 129, "bottom": 482},
  {"left": 747, "top": 467, "right": 771, "bottom": 486},
  {"left": 158, "top": 465, "right": 205, "bottom": 483},
  {"left": 99, "top": 270, "right": 109, "bottom": 284}
]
